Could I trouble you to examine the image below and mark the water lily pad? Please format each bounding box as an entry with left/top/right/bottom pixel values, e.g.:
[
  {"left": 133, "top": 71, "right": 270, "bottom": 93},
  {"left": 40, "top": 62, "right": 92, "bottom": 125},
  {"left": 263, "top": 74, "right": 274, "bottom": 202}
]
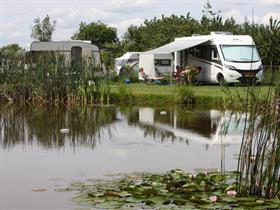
[
  {"left": 56, "top": 169, "right": 280, "bottom": 210},
  {"left": 94, "top": 200, "right": 123, "bottom": 209},
  {"left": 133, "top": 185, "right": 157, "bottom": 197}
]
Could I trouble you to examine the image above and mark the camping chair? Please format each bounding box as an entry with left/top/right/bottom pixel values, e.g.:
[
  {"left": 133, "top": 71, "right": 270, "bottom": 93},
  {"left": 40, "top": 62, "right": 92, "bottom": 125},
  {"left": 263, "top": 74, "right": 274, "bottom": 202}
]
[{"left": 139, "top": 67, "right": 164, "bottom": 84}]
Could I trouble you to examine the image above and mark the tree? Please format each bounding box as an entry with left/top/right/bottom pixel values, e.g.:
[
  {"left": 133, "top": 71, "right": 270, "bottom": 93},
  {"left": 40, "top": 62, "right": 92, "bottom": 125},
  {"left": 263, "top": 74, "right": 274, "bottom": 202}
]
[
  {"left": 31, "top": 15, "right": 56, "bottom": 41},
  {"left": 0, "top": 44, "right": 23, "bottom": 60},
  {"left": 202, "top": 0, "right": 221, "bottom": 19},
  {"left": 72, "top": 21, "right": 118, "bottom": 46}
]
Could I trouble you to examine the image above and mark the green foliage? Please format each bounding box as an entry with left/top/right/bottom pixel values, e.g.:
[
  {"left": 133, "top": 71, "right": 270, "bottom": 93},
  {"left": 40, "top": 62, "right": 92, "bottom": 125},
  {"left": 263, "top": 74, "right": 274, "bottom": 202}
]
[
  {"left": 57, "top": 169, "right": 280, "bottom": 209},
  {"left": 202, "top": 0, "right": 221, "bottom": 19},
  {"left": 72, "top": 21, "right": 118, "bottom": 46},
  {"left": 117, "top": 84, "right": 134, "bottom": 103},
  {"left": 0, "top": 52, "right": 108, "bottom": 104},
  {"left": 31, "top": 15, "right": 56, "bottom": 41},
  {"left": 0, "top": 44, "right": 22, "bottom": 57},
  {"left": 176, "top": 85, "right": 195, "bottom": 105},
  {"left": 121, "top": 13, "right": 280, "bottom": 65},
  {"left": 235, "top": 81, "right": 280, "bottom": 198}
]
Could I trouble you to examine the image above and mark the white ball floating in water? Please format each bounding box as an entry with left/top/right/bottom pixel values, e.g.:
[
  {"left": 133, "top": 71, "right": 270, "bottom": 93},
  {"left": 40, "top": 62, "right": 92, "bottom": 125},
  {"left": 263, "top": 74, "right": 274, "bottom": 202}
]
[
  {"left": 60, "top": 128, "right": 70, "bottom": 134},
  {"left": 160, "top": 111, "right": 167, "bottom": 115}
]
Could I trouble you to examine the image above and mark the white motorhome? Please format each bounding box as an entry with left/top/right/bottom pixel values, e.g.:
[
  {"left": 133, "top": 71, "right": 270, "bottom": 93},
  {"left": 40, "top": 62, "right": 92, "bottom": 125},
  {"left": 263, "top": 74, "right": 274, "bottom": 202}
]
[
  {"left": 25, "top": 40, "right": 102, "bottom": 69},
  {"left": 115, "top": 52, "right": 173, "bottom": 76},
  {"left": 142, "top": 32, "right": 263, "bottom": 84}
]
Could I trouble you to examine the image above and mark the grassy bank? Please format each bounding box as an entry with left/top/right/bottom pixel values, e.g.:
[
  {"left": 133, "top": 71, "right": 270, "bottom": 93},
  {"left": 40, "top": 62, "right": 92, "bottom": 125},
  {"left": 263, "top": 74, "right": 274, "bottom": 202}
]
[
  {"left": 109, "top": 83, "right": 271, "bottom": 107},
  {"left": 0, "top": 52, "right": 277, "bottom": 107}
]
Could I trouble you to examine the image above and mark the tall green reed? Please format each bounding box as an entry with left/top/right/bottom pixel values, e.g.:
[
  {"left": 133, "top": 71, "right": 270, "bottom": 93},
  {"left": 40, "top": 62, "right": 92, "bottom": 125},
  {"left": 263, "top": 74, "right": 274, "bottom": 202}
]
[
  {"left": 0, "top": 52, "right": 109, "bottom": 105},
  {"left": 228, "top": 67, "right": 280, "bottom": 198}
]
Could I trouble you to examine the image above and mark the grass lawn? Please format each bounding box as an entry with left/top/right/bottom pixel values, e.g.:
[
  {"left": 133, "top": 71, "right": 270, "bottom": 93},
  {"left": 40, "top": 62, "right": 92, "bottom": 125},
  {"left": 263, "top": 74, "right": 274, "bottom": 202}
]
[{"left": 111, "top": 83, "right": 270, "bottom": 99}]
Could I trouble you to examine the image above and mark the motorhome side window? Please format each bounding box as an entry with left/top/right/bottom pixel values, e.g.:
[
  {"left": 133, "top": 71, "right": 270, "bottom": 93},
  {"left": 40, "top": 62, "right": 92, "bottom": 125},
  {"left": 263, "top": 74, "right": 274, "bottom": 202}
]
[
  {"left": 189, "top": 46, "right": 211, "bottom": 61},
  {"left": 211, "top": 48, "right": 221, "bottom": 62}
]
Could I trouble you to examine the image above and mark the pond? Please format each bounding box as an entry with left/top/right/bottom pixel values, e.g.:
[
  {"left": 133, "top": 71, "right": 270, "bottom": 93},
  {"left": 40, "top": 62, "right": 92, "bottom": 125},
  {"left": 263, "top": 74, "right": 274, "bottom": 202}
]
[{"left": 0, "top": 105, "right": 244, "bottom": 209}]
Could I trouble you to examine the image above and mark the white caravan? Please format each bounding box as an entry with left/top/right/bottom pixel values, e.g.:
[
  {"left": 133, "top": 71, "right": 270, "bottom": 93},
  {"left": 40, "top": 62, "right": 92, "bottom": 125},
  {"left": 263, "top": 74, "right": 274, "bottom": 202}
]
[
  {"left": 115, "top": 52, "right": 173, "bottom": 76},
  {"left": 142, "top": 32, "right": 263, "bottom": 84},
  {"left": 25, "top": 40, "right": 102, "bottom": 69}
]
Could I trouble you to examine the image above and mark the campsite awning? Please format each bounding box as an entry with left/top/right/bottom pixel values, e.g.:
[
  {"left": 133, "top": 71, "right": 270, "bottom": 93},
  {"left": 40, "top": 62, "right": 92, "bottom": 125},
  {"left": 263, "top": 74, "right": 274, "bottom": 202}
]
[{"left": 145, "top": 38, "right": 211, "bottom": 54}]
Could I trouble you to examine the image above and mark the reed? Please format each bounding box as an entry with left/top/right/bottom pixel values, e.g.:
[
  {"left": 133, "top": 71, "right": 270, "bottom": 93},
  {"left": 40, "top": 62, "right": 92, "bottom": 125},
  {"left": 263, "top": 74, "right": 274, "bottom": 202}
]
[
  {"left": 234, "top": 69, "right": 280, "bottom": 198},
  {"left": 0, "top": 52, "right": 108, "bottom": 105},
  {"left": 176, "top": 85, "right": 195, "bottom": 105}
]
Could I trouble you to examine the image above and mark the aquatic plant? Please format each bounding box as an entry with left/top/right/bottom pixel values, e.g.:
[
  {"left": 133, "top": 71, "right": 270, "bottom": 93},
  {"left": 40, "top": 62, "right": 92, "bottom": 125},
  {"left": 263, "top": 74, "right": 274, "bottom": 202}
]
[
  {"left": 57, "top": 169, "right": 280, "bottom": 209},
  {"left": 117, "top": 84, "right": 134, "bottom": 103},
  {"left": 229, "top": 69, "right": 280, "bottom": 198},
  {"left": 0, "top": 52, "right": 108, "bottom": 105},
  {"left": 176, "top": 85, "right": 195, "bottom": 105}
]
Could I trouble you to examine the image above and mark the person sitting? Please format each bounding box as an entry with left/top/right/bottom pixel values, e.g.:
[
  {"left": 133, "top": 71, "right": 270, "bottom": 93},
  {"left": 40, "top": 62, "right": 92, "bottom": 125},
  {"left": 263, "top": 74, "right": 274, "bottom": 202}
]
[
  {"left": 185, "top": 66, "right": 202, "bottom": 83},
  {"left": 175, "top": 66, "right": 202, "bottom": 84},
  {"left": 139, "top": 67, "right": 163, "bottom": 81},
  {"left": 174, "top": 65, "right": 184, "bottom": 78}
]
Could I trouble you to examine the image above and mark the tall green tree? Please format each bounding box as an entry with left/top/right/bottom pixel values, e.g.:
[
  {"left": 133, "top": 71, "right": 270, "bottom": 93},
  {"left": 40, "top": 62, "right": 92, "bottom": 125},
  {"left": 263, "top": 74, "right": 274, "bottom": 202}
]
[
  {"left": 0, "top": 44, "right": 22, "bottom": 56},
  {"left": 72, "top": 21, "right": 118, "bottom": 46},
  {"left": 31, "top": 15, "right": 56, "bottom": 41}
]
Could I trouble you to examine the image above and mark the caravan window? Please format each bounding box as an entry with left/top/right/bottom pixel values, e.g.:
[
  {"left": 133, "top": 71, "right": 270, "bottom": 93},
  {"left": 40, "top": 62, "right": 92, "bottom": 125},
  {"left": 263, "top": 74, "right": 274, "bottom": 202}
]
[
  {"left": 159, "top": 59, "right": 171, "bottom": 66},
  {"left": 155, "top": 59, "right": 171, "bottom": 66}
]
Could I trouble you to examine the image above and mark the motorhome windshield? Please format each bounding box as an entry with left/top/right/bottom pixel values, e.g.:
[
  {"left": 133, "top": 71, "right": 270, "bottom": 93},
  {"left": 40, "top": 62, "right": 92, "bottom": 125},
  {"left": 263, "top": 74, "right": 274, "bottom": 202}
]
[{"left": 220, "top": 45, "right": 260, "bottom": 62}]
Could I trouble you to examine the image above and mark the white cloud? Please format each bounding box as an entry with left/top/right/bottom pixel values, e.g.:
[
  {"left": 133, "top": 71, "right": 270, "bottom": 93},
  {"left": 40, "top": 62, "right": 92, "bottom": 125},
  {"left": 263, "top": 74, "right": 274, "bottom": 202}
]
[
  {"left": 50, "top": 7, "right": 117, "bottom": 30},
  {"left": 221, "top": 9, "right": 250, "bottom": 23},
  {"left": 257, "top": 0, "right": 280, "bottom": 5},
  {"left": 105, "top": 0, "right": 155, "bottom": 13},
  {"left": 261, "top": 12, "right": 280, "bottom": 24},
  {"left": 0, "top": 22, "right": 16, "bottom": 30},
  {"left": 110, "top": 17, "right": 144, "bottom": 36},
  {"left": 221, "top": 9, "right": 265, "bottom": 24},
  {"left": 85, "top": 8, "right": 116, "bottom": 22},
  {"left": 11, "top": 31, "right": 26, "bottom": 38}
]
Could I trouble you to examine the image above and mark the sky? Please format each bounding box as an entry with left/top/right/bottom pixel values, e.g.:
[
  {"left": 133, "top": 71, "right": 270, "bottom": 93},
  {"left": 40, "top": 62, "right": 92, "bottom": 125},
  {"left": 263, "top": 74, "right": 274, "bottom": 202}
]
[{"left": 0, "top": 0, "right": 280, "bottom": 48}]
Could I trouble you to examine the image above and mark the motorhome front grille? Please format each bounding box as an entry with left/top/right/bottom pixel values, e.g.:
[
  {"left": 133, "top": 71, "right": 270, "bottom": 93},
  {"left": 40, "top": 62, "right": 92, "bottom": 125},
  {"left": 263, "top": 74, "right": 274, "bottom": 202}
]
[
  {"left": 236, "top": 69, "right": 260, "bottom": 78},
  {"left": 238, "top": 77, "right": 257, "bottom": 84}
]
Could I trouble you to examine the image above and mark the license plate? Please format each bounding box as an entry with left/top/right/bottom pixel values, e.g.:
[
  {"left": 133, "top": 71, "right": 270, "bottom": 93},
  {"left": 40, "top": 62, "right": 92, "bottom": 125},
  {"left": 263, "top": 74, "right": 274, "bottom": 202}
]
[{"left": 243, "top": 73, "right": 255, "bottom": 78}]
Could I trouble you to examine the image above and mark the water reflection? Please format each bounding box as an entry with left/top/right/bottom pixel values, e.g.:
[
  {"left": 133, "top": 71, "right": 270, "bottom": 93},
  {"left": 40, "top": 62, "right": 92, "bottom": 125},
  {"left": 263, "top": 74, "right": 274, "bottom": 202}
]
[
  {"left": 0, "top": 105, "right": 245, "bottom": 149},
  {"left": 122, "top": 107, "right": 245, "bottom": 146},
  {"left": 0, "top": 105, "right": 117, "bottom": 149},
  {"left": 0, "top": 105, "right": 244, "bottom": 209}
]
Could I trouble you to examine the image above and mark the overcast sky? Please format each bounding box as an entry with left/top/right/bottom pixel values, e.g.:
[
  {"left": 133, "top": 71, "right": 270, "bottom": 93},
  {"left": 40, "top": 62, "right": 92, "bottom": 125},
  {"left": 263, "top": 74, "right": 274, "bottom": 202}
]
[{"left": 0, "top": 0, "right": 280, "bottom": 48}]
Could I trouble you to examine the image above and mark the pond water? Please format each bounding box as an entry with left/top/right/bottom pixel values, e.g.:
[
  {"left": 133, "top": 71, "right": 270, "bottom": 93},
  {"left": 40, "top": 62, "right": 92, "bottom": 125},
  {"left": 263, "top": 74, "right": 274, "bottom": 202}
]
[{"left": 0, "top": 105, "right": 244, "bottom": 209}]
